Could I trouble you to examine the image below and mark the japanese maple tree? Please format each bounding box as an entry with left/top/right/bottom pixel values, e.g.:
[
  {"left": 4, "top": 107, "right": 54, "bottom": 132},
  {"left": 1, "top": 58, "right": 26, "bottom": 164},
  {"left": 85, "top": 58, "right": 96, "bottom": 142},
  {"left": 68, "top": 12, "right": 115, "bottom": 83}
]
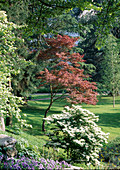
[{"left": 37, "top": 35, "right": 98, "bottom": 131}]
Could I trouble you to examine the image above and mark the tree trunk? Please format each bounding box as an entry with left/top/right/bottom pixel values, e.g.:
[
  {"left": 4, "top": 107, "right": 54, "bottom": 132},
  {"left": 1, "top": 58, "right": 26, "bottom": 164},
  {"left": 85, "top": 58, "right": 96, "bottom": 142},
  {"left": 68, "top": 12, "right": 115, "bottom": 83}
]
[
  {"left": 6, "top": 115, "right": 12, "bottom": 127},
  {"left": 42, "top": 102, "right": 53, "bottom": 132},
  {"left": 0, "top": 114, "right": 5, "bottom": 131},
  {"left": 113, "top": 94, "right": 115, "bottom": 108},
  {"left": 42, "top": 85, "right": 53, "bottom": 132}
]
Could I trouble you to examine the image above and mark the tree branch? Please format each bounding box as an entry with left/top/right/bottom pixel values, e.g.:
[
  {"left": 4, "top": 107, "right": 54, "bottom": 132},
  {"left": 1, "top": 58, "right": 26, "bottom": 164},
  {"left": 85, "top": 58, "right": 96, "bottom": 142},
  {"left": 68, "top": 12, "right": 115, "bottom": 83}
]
[
  {"left": 53, "top": 92, "right": 67, "bottom": 102},
  {"left": 39, "top": 0, "right": 71, "bottom": 9}
]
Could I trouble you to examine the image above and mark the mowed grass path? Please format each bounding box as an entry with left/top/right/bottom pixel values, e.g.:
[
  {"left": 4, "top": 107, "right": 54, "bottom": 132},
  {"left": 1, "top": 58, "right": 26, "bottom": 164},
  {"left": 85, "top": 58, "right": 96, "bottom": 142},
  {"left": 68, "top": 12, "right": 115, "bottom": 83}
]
[{"left": 21, "top": 95, "right": 120, "bottom": 144}]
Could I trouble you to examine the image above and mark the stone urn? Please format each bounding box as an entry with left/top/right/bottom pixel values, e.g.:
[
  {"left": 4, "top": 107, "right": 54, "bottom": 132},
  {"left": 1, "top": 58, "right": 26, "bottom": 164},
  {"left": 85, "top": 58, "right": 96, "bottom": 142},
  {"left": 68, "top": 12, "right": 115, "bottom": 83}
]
[{"left": 0, "top": 134, "right": 17, "bottom": 158}]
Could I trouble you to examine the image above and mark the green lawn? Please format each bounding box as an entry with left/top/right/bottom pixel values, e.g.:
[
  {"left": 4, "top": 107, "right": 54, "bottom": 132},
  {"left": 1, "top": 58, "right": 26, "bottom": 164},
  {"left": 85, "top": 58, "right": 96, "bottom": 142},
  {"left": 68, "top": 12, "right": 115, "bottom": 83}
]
[
  {"left": 21, "top": 94, "right": 120, "bottom": 142},
  {"left": 21, "top": 96, "right": 68, "bottom": 135},
  {"left": 2, "top": 94, "right": 119, "bottom": 145},
  {"left": 82, "top": 95, "right": 120, "bottom": 140}
]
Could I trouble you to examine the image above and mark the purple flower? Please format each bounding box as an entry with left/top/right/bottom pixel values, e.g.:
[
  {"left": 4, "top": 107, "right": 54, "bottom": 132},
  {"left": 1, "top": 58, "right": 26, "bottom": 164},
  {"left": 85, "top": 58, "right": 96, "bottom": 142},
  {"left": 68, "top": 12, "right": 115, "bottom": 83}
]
[
  {"left": 39, "top": 164, "right": 44, "bottom": 169},
  {"left": 0, "top": 154, "right": 71, "bottom": 169}
]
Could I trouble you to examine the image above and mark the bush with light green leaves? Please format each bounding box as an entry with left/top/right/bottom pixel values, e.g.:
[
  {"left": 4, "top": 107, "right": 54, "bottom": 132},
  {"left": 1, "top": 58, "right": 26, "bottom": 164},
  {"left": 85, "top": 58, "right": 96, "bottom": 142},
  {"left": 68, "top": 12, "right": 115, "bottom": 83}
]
[
  {"left": 0, "top": 11, "right": 31, "bottom": 130},
  {"left": 45, "top": 105, "right": 109, "bottom": 165}
]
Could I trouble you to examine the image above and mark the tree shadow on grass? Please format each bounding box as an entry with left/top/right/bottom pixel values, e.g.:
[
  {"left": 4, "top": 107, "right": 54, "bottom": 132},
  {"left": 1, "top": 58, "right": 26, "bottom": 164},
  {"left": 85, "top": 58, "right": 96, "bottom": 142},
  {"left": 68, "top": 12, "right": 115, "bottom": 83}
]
[
  {"left": 20, "top": 104, "right": 61, "bottom": 136},
  {"left": 97, "top": 96, "right": 120, "bottom": 105},
  {"left": 96, "top": 111, "right": 120, "bottom": 128},
  {"left": 28, "top": 98, "right": 68, "bottom": 107}
]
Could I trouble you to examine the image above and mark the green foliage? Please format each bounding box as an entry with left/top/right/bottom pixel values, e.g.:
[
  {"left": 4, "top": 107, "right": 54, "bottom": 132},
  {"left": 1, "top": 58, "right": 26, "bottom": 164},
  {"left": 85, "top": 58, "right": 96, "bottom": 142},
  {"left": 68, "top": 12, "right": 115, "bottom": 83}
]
[
  {"left": 12, "top": 60, "right": 41, "bottom": 98},
  {"left": 77, "top": 2, "right": 120, "bottom": 83},
  {"left": 99, "top": 137, "right": 120, "bottom": 169},
  {"left": 1, "top": 0, "right": 119, "bottom": 48},
  {"left": 16, "top": 137, "right": 41, "bottom": 159},
  {"left": 37, "top": 86, "right": 63, "bottom": 93},
  {"left": 77, "top": 8, "right": 103, "bottom": 83},
  {"left": 96, "top": 83, "right": 109, "bottom": 95},
  {"left": 45, "top": 105, "right": 109, "bottom": 165},
  {"left": 0, "top": 11, "right": 31, "bottom": 129},
  {"left": 1, "top": 3, "right": 45, "bottom": 98},
  {"left": 95, "top": 0, "right": 120, "bottom": 49},
  {"left": 100, "top": 34, "right": 120, "bottom": 96},
  {"left": 46, "top": 10, "right": 80, "bottom": 35}
]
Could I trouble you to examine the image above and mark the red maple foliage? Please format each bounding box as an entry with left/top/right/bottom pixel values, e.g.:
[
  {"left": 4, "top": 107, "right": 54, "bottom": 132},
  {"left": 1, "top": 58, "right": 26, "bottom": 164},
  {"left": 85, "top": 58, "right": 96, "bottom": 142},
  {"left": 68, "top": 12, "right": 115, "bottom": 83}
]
[{"left": 37, "top": 35, "right": 98, "bottom": 131}]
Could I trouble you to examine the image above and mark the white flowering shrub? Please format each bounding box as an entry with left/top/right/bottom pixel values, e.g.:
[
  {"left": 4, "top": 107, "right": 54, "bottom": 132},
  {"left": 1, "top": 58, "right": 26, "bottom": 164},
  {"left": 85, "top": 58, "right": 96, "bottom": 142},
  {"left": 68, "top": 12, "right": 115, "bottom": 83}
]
[
  {"left": 45, "top": 105, "right": 109, "bottom": 165},
  {"left": 0, "top": 11, "right": 31, "bottom": 130}
]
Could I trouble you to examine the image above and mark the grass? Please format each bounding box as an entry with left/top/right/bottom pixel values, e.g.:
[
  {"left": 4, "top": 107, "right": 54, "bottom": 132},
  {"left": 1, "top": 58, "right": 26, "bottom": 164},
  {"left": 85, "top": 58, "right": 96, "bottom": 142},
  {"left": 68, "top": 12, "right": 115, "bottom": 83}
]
[
  {"left": 31, "top": 93, "right": 63, "bottom": 100},
  {"left": 9, "top": 95, "right": 69, "bottom": 148},
  {"left": 21, "top": 95, "right": 68, "bottom": 136},
  {"left": 23, "top": 94, "right": 120, "bottom": 141},
  {"left": 82, "top": 95, "right": 120, "bottom": 140}
]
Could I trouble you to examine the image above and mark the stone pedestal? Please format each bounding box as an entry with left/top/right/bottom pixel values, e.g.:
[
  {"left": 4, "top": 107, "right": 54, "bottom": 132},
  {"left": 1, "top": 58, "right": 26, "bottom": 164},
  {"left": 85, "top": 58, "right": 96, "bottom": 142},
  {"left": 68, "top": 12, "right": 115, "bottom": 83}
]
[{"left": 0, "top": 134, "right": 17, "bottom": 158}]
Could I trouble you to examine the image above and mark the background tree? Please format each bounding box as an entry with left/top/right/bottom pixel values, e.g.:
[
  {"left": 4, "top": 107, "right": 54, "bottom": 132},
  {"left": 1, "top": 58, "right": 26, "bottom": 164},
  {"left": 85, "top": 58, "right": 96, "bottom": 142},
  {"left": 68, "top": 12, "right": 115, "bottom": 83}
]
[
  {"left": 77, "top": 8, "right": 101, "bottom": 80},
  {"left": 1, "top": 0, "right": 119, "bottom": 45},
  {"left": 99, "top": 34, "right": 120, "bottom": 107},
  {"left": 77, "top": 4, "right": 120, "bottom": 94},
  {"left": 0, "top": 1, "right": 43, "bottom": 100},
  {"left": 37, "top": 35, "right": 98, "bottom": 131}
]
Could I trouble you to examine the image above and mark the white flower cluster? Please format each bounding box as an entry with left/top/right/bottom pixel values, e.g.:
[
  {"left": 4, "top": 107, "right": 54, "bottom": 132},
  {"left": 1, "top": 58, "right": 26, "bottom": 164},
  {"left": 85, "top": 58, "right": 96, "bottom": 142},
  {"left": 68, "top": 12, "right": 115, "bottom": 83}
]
[
  {"left": 0, "top": 11, "right": 32, "bottom": 130},
  {"left": 45, "top": 105, "right": 109, "bottom": 165}
]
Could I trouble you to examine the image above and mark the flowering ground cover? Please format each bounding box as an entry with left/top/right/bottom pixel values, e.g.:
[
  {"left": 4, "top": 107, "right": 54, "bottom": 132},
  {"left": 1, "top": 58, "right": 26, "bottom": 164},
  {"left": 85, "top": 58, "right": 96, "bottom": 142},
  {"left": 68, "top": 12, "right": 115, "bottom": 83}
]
[{"left": 0, "top": 155, "right": 71, "bottom": 170}]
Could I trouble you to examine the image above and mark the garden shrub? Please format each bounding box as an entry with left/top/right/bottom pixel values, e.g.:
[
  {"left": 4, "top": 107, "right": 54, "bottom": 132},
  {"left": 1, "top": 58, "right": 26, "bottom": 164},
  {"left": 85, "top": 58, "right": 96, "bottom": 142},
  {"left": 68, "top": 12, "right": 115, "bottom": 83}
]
[
  {"left": 16, "top": 137, "right": 41, "bottom": 159},
  {"left": 45, "top": 105, "right": 109, "bottom": 165},
  {"left": 99, "top": 137, "right": 120, "bottom": 169},
  {"left": 0, "top": 11, "right": 32, "bottom": 130}
]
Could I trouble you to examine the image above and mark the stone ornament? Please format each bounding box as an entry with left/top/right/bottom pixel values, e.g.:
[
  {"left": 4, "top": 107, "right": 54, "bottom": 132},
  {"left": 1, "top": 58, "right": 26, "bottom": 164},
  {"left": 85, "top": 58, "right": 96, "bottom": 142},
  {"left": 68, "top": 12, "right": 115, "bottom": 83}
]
[{"left": 0, "top": 134, "right": 17, "bottom": 158}]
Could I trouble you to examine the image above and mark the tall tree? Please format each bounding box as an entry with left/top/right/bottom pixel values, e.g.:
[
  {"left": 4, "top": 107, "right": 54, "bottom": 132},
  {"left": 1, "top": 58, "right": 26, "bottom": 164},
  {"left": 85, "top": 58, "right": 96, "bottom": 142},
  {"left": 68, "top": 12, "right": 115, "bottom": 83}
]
[
  {"left": 99, "top": 34, "right": 120, "bottom": 107},
  {"left": 77, "top": 3, "right": 120, "bottom": 88},
  {"left": 37, "top": 35, "right": 98, "bottom": 131}
]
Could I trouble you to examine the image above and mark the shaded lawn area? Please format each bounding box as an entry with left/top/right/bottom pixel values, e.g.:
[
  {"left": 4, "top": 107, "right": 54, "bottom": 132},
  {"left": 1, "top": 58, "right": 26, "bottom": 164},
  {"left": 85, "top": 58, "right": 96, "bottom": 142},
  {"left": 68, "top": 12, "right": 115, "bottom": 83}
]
[
  {"left": 20, "top": 97, "right": 68, "bottom": 137},
  {"left": 21, "top": 95, "right": 120, "bottom": 142},
  {"left": 31, "top": 93, "right": 64, "bottom": 100}
]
